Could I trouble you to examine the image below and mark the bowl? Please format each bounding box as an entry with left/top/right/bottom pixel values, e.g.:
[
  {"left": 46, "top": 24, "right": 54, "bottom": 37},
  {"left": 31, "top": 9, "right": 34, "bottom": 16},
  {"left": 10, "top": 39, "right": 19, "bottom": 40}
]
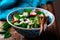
[{"left": 7, "top": 7, "right": 55, "bottom": 37}]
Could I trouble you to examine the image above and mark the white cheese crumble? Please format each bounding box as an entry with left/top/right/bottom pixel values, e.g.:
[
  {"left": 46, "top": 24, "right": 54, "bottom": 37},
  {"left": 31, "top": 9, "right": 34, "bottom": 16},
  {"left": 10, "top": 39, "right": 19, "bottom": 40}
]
[
  {"left": 24, "top": 19, "right": 31, "bottom": 23},
  {"left": 23, "top": 12, "right": 28, "bottom": 16},
  {"left": 19, "top": 21, "right": 24, "bottom": 24},
  {"left": 20, "top": 18, "right": 23, "bottom": 21},
  {"left": 19, "top": 15, "right": 23, "bottom": 17},
  {"left": 39, "top": 14, "right": 44, "bottom": 17}
]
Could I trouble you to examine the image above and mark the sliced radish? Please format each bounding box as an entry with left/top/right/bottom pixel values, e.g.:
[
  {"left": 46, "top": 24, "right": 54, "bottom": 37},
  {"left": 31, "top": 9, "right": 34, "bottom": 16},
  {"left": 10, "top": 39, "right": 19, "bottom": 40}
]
[
  {"left": 30, "top": 11, "right": 37, "bottom": 16},
  {"left": 13, "top": 16, "right": 18, "bottom": 22}
]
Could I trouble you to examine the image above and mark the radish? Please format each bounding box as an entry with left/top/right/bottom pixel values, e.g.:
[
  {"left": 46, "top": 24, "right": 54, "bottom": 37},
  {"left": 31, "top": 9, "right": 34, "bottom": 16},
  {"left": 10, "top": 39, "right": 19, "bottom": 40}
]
[{"left": 30, "top": 11, "right": 37, "bottom": 16}]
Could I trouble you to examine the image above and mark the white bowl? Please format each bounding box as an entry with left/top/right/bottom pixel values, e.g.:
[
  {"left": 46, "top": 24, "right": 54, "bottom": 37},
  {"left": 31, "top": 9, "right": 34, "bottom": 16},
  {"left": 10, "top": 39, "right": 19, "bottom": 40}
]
[{"left": 7, "top": 7, "right": 55, "bottom": 37}]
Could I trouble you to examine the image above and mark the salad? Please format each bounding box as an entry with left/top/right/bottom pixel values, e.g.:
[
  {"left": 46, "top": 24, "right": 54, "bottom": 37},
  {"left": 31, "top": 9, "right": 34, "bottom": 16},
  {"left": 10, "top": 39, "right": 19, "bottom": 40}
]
[{"left": 11, "top": 9, "right": 49, "bottom": 28}]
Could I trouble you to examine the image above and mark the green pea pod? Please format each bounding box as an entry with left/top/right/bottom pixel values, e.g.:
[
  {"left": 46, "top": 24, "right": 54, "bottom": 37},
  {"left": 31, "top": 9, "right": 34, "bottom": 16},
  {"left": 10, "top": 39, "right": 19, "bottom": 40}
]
[
  {"left": 2, "top": 22, "right": 10, "bottom": 30},
  {"left": 0, "top": 30, "right": 6, "bottom": 34},
  {"left": 4, "top": 30, "right": 11, "bottom": 38}
]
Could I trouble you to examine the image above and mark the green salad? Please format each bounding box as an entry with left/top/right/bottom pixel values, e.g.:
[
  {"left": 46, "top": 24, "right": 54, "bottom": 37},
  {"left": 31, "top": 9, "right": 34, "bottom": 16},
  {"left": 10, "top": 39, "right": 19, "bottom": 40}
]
[{"left": 11, "top": 9, "right": 49, "bottom": 28}]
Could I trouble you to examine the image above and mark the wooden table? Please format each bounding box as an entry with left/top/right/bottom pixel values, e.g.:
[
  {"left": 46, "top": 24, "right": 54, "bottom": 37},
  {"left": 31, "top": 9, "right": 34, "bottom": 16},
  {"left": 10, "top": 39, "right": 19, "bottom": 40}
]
[{"left": 0, "top": 3, "right": 58, "bottom": 40}]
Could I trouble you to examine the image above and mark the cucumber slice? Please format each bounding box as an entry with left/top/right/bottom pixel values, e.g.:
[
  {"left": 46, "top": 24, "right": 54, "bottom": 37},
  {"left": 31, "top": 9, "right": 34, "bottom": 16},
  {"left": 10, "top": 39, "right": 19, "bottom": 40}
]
[{"left": 14, "top": 22, "right": 20, "bottom": 25}]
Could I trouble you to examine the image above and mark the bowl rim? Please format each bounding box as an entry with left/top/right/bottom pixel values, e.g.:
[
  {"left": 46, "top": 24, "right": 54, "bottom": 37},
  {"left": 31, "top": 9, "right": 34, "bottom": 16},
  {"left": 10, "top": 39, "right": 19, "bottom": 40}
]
[{"left": 7, "top": 7, "right": 55, "bottom": 30}]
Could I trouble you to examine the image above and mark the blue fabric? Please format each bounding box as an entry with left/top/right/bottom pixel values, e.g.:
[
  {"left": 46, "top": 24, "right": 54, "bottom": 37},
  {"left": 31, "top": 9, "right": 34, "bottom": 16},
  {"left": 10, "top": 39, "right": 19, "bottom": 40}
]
[{"left": 0, "top": 0, "right": 54, "bottom": 20}]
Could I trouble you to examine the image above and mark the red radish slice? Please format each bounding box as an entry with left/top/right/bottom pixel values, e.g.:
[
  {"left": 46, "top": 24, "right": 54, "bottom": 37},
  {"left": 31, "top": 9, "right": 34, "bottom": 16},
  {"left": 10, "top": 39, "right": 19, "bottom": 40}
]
[
  {"left": 30, "top": 11, "right": 37, "bottom": 16},
  {"left": 12, "top": 16, "right": 18, "bottom": 23}
]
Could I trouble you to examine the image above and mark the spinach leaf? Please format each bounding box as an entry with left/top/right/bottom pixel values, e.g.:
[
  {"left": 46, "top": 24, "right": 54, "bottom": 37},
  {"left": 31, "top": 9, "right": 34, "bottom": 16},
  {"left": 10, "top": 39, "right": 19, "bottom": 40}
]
[
  {"left": 29, "top": 17, "right": 35, "bottom": 20},
  {"left": 24, "top": 9, "right": 32, "bottom": 14},
  {"left": 20, "top": 23, "right": 27, "bottom": 28},
  {"left": 40, "top": 12, "right": 45, "bottom": 15},
  {"left": 14, "top": 14, "right": 20, "bottom": 20},
  {"left": 22, "top": 16, "right": 26, "bottom": 19},
  {"left": 36, "top": 11, "right": 45, "bottom": 15},
  {"left": 36, "top": 11, "right": 41, "bottom": 14}
]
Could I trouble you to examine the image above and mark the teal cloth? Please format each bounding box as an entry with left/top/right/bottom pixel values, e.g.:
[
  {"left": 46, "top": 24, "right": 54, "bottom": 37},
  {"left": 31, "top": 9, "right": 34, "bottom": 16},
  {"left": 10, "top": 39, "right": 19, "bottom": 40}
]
[{"left": 0, "top": 0, "right": 54, "bottom": 20}]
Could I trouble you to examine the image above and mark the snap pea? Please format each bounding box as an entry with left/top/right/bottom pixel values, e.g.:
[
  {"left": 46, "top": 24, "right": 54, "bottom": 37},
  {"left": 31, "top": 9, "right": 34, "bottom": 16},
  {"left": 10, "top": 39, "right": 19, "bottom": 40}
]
[
  {"left": 0, "top": 22, "right": 11, "bottom": 38},
  {"left": 4, "top": 30, "right": 11, "bottom": 38},
  {"left": 2, "top": 22, "right": 10, "bottom": 30},
  {"left": 0, "top": 30, "right": 6, "bottom": 34}
]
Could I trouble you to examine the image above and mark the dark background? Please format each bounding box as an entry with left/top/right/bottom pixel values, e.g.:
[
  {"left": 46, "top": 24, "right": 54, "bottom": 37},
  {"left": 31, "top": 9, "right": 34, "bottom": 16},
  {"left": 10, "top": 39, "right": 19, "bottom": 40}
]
[{"left": 53, "top": 0, "right": 60, "bottom": 36}]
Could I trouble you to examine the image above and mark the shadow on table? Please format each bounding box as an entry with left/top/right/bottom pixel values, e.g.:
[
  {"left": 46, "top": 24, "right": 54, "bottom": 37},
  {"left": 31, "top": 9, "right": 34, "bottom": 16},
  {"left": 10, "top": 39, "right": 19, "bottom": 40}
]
[{"left": 24, "top": 31, "right": 59, "bottom": 40}]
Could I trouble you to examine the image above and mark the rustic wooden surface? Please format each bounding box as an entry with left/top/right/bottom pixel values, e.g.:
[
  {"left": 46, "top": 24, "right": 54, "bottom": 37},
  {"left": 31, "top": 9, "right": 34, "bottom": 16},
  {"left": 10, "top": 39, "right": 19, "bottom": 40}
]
[{"left": 0, "top": 3, "right": 58, "bottom": 40}]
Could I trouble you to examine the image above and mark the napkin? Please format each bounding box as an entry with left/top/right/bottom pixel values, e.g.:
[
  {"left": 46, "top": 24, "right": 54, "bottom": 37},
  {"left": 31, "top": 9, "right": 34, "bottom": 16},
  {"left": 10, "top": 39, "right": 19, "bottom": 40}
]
[{"left": 0, "top": 0, "right": 54, "bottom": 20}]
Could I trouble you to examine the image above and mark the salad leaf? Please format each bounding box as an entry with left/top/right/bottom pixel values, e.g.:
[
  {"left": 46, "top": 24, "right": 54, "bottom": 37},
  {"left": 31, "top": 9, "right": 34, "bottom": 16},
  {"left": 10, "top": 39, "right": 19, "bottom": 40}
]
[
  {"left": 22, "top": 16, "right": 26, "bottom": 19},
  {"left": 40, "top": 12, "right": 45, "bottom": 15},
  {"left": 14, "top": 14, "right": 20, "bottom": 20},
  {"left": 36, "top": 11, "right": 41, "bottom": 14},
  {"left": 36, "top": 11, "right": 45, "bottom": 15},
  {"left": 24, "top": 9, "right": 32, "bottom": 14},
  {"left": 29, "top": 17, "right": 35, "bottom": 20},
  {"left": 20, "top": 23, "right": 27, "bottom": 28}
]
